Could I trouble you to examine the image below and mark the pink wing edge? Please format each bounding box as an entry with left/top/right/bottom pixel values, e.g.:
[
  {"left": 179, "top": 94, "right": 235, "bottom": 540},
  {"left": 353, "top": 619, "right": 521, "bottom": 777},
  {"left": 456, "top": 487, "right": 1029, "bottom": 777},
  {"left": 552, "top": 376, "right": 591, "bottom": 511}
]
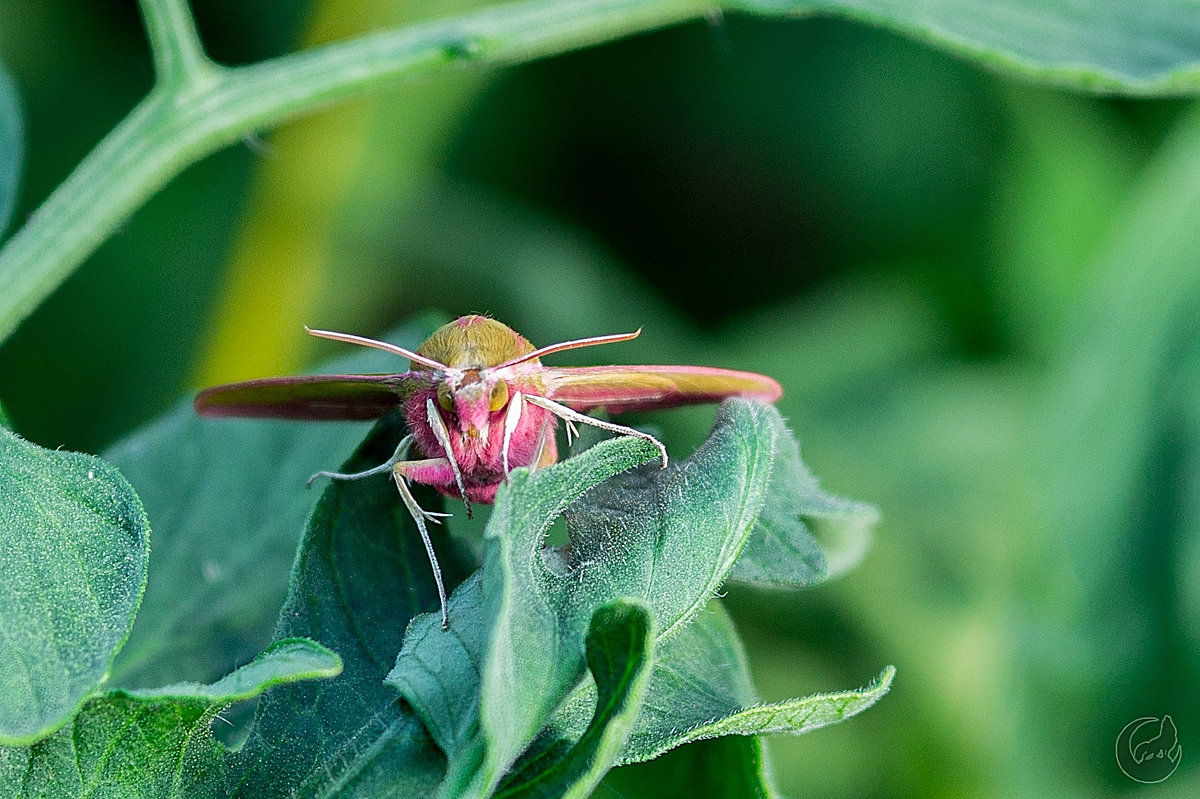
[{"left": 544, "top": 364, "right": 782, "bottom": 413}]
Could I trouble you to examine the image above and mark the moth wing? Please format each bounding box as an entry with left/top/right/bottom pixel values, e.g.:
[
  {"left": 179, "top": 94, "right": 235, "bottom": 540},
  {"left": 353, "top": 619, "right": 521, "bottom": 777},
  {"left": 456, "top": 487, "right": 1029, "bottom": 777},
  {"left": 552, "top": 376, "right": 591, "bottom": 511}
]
[
  {"left": 194, "top": 373, "right": 420, "bottom": 420},
  {"left": 544, "top": 365, "right": 782, "bottom": 413}
]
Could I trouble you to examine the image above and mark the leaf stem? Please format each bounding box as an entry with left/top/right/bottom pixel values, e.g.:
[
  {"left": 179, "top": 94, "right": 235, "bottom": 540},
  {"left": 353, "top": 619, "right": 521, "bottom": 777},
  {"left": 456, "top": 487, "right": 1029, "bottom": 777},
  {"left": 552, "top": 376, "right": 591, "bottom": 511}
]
[
  {"left": 138, "top": 0, "right": 216, "bottom": 90},
  {"left": 0, "top": 0, "right": 706, "bottom": 345}
]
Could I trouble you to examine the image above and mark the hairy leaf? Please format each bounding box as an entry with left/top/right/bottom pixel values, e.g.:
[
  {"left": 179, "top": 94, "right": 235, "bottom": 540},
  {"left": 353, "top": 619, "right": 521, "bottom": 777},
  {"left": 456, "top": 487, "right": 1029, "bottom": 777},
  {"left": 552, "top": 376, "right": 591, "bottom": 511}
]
[
  {"left": 392, "top": 398, "right": 779, "bottom": 797},
  {"left": 227, "top": 410, "right": 476, "bottom": 797},
  {"left": 496, "top": 600, "right": 656, "bottom": 799},
  {"left": 549, "top": 603, "right": 892, "bottom": 769},
  {"left": 0, "top": 429, "right": 148, "bottom": 745},
  {"left": 0, "top": 639, "right": 340, "bottom": 799},
  {"left": 731, "top": 413, "right": 878, "bottom": 586}
]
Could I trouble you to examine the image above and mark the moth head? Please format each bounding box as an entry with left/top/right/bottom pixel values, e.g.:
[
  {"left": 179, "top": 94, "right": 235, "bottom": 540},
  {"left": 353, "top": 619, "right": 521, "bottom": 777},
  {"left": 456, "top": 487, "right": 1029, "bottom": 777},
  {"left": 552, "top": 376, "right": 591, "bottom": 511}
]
[{"left": 438, "top": 370, "right": 510, "bottom": 439}]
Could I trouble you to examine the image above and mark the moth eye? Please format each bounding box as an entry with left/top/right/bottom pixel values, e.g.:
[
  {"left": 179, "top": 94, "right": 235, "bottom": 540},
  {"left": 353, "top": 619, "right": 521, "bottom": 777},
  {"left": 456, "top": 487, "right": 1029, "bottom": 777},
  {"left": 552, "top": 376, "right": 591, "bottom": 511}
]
[
  {"left": 437, "top": 384, "right": 454, "bottom": 413},
  {"left": 489, "top": 380, "right": 509, "bottom": 412}
]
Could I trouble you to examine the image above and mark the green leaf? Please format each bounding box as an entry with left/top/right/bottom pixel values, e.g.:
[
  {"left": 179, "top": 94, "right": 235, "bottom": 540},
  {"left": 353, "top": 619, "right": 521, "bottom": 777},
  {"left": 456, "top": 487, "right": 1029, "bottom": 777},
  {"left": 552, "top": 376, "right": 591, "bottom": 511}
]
[
  {"left": 733, "top": 0, "right": 1200, "bottom": 94},
  {"left": 655, "top": 664, "right": 894, "bottom": 748},
  {"left": 548, "top": 601, "right": 891, "bottom": 774},
  {"left": 496, "top": 600, "right": 656, "bottom": 799},
  {"left": 391, "top": 398, "right": 779, "bottom": 797},
  {"left": 0, "top": 429, "right": 149, "bottom": 745},
  {"left": 0, "top": 62, "right": 21, "bottom": 240},
  {"left": 731, "top": 413, "right": 878, "bottom": 586},
  {"left": 622, "top": 610, "right": 893, "bottom": 762},
  {"left": 600, "top": 736, "right": 775, "bottom": 799},
  {"left": 0, "top": 638, "right": 340, "bottom": 799},
  {"left": 105, "top": 320, "right": 436, "bottom": 689},
  {"left": 228, "top": 411, "right": 475, "bottom": 797}
]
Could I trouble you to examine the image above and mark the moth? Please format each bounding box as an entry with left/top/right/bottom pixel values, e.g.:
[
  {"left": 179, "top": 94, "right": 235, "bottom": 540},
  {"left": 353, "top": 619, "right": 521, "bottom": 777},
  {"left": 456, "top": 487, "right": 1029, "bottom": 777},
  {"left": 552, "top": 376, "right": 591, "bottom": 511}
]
[{"left": 195, "top": 315, "right": 782, "bottom": 627}]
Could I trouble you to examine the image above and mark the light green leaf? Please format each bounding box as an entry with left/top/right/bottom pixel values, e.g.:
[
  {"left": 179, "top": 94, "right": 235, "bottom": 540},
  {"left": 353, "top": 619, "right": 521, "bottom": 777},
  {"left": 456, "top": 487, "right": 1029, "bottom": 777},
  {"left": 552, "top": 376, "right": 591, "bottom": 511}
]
[
  {"left": 228, "top": 410, "right": 475, "bottom": 798},
  {"left": 496, "top": 600, "right": 656, "bottom": 799},
  {"left": 733, "top": 0, "right": 1200, "bottom": 94},
  {"left": 548, "top": 602, "right": 891, "bottom": 768},
  {"left": 658, "top": 665, "right": 894, "bottom": 749},
  {"left": 0, "top": 638, "right": 340, "bottom": 799},
  {"left": 0, "top": 62, "right": 21, "bottom": 239},
  {"left": 105, "top": 320, "right": 437, "bottom": 689},
  {"left": 0, "top": 429, "right": 149, "bottom": 745},
  {"left": 732, "top": 413, "right": 878, "bottom": 586}
]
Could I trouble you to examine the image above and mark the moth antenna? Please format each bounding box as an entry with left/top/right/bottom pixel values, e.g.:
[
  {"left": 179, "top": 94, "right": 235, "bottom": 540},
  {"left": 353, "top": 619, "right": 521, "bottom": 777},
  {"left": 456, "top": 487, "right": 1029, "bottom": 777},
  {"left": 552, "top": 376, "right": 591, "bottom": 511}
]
[
  {"left": 425, "top": 398, "right": 472, "bottom": 518},
  {"left": 496, "top": 329, "right": 642, "bottom": 369},
  {"left": 305, "top": 327, "right": 447, "bottom": 370}
]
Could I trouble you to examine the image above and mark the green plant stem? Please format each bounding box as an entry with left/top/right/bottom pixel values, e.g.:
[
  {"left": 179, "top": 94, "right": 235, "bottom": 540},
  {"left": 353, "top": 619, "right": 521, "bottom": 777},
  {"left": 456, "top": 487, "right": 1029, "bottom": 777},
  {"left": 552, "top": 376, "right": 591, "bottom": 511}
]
[
  {"left": 138, "top": 0, "right": 215, "bottom": 88},
  {"left": 0, "top": 0, "right": 706, "bottom": 346}
]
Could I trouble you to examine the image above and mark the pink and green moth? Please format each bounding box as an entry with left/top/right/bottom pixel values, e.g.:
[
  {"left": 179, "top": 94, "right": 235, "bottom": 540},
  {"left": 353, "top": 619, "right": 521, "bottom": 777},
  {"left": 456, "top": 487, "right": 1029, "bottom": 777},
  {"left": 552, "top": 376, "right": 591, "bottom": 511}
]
[{"left": 195, "top": 315, "right": 782, "bottom": 627}]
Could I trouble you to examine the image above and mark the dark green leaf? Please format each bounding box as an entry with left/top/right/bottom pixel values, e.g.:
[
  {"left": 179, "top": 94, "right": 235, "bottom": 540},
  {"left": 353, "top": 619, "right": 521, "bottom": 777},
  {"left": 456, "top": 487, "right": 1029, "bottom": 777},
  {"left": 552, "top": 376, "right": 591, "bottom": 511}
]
[
  {"left": 392, "top": 398, "right": 779, "bottom": 797},
  {"left": 0, "top": 63, "right": 21, "bottom": 239},
  {"left": 0, "top": 639, "right": 340, "bottom": 799},
  {"left": 731, "top": 413, "right": 878, "bottom": 586},
  {"left": 497, "top": 600, "right": 656, "bottom": 799},
  {"left": 599, "top": 736, "right": 775, "bottom": 799},
  {"left": 0, "top": 429, "right": 149, "bottom": 745},
  {"left": 105, "top": 320, "right": 437, "bottom": 689},
  {"left": 732, "top": 0, "right": 1200, "bottom": 94},
  {"left": 228, "top": 411, "right": 475, "bottom": 797}
]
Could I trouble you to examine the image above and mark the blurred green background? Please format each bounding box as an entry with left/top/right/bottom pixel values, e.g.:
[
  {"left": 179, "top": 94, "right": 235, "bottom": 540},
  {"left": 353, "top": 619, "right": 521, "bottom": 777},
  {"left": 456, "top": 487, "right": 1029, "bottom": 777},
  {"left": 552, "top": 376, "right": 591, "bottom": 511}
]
[{"left": 1, "top": 1, "right": 1197, "bottom": 796}]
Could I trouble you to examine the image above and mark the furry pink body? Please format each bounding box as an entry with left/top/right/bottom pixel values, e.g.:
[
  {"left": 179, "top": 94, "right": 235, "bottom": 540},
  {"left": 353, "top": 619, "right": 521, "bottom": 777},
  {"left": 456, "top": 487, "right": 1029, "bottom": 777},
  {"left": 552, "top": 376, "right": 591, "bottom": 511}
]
[{"left": 403, "top": 381, "right": 558, "bottom": 503}]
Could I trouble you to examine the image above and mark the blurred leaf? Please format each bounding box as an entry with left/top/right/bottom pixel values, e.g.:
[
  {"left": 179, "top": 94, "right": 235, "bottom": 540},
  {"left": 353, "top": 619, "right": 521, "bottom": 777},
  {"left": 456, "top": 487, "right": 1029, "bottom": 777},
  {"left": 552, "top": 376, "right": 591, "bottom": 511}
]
[
  {"left": 0, "top": 399, "right": 10, "bottom": 430},
  {"left": 227, "top": 408, "right": 475, "bottom": 797},
  {"left": 733, "top": 0, "right": 1200, "bottom": 93},
  {"left": 732, "top": 412, "right": 878, "bottom": 586},
  {"left": 989, "top": 87, "right": 1139, "bottom": 352},
  {"left": 0, "top": 429, "right": 148, "bottom": 745},
  {"left": 497, "top": 600, "right": 656, "bottom": 799},
  {"left": 0, "top": 639, "right": 340, "bottom": 798},
  {"left": 1022, "top": 101, "right": 1200, "bottom": 770},
  {"left": 0, "top": 62, "right": 20, "bottom": 240},
  {"left": 105, "top": 320, "right": 437, "bottom": 689}
]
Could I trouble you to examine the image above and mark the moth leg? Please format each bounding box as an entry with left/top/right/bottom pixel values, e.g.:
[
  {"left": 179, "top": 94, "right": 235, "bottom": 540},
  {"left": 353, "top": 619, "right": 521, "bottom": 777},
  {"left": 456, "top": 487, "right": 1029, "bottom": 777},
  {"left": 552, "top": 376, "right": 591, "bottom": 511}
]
[
  {"left": 425, "top": 398, "right": 472, "bottom": 519},
  {"left": 524, "top": 395, "right": 669, "bottom": 468},
  {"left": 501, "top": 391, "right": 525, "bottom": 480},
  {"left": 391, "top": 459, "right": 452, "bottom": 630},
  {"left": 562, "top": 417, "right": 580, "bottom": 446},
  {"left": 307, "top": 434, "right": 414, "bottom": 487}
]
